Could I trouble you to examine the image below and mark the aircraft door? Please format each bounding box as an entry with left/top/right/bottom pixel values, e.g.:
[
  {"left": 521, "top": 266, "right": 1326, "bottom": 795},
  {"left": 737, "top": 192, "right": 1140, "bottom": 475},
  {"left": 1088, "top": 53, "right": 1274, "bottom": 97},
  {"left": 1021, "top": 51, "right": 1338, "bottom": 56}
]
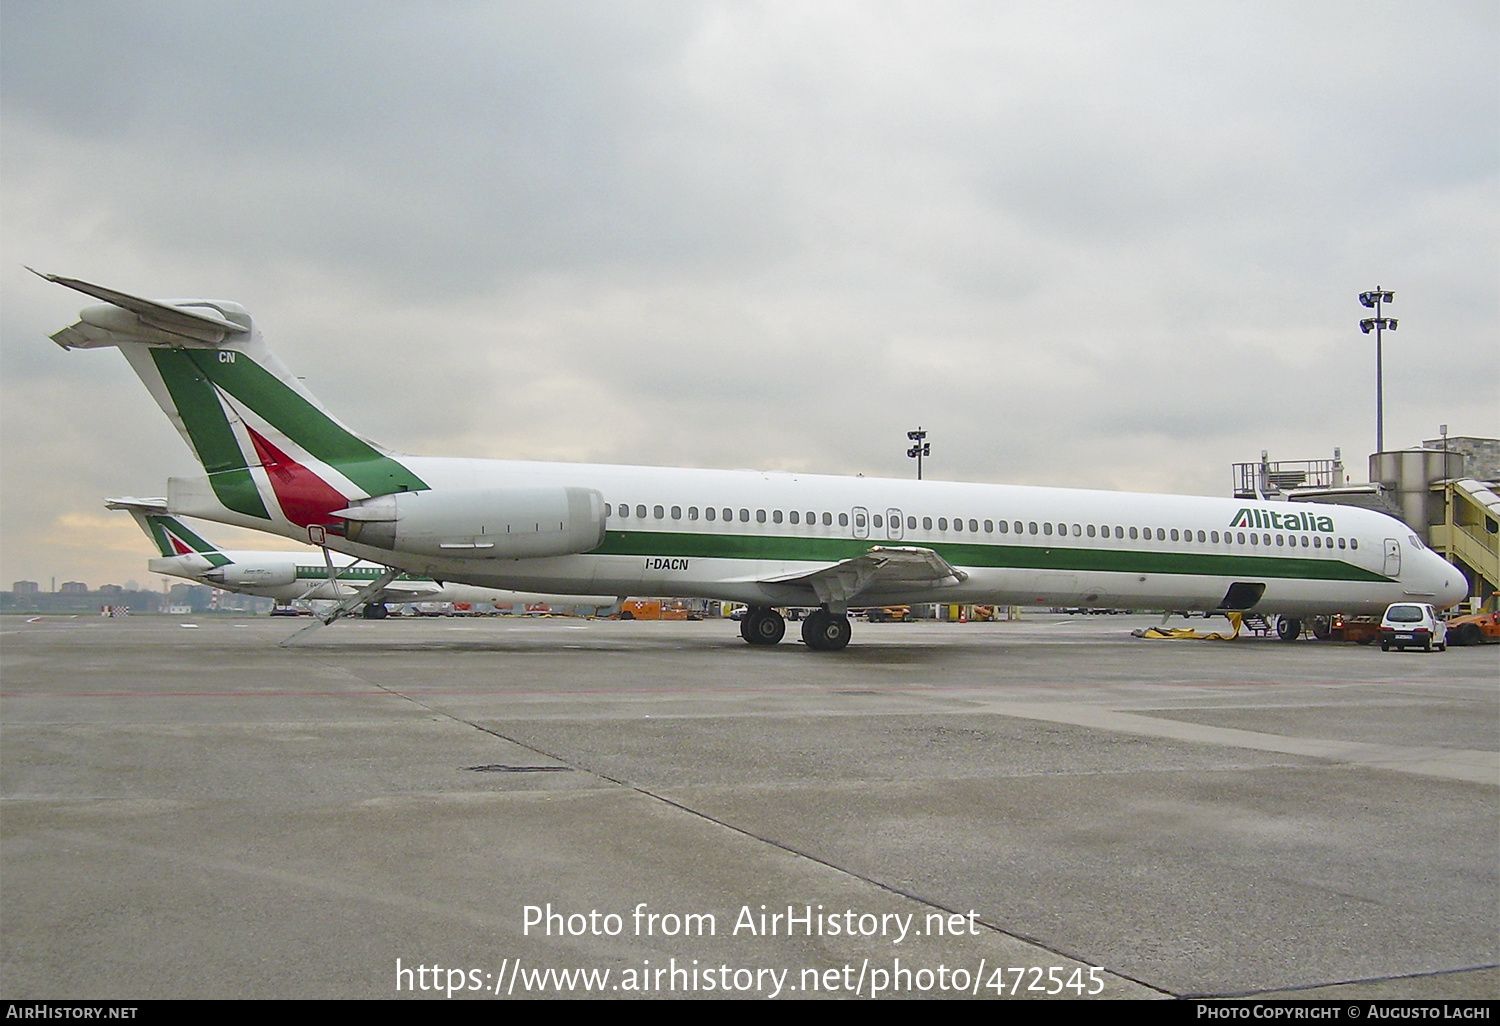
[
  {"left": 1383, "top": 538, "right": 1401, "bottom": 577},
  {"left": 852, "top": 506, "right": 869, "bottom": 539},
  {"left": 886, "top": 508, "right": 904, "bottom": 541}
]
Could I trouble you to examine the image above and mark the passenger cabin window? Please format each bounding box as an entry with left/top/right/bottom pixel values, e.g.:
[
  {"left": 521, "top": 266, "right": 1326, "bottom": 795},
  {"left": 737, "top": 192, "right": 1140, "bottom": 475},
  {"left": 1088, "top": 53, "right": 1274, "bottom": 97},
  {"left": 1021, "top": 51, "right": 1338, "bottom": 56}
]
[
  {"left": 636, "top": 505, "right": 647, "bottom": 519},
  {"left": 823, "top": 512, "right": 833, "bottom": 526},
  {"left": 1029, "top": 522, "right": 1038, "bottom": 535},
  {"left": 688, "top": 506, "right": 698, "bottom": 521},
  {"left": 838, "top": 513, "right": 848, "bottom": 527},
  {"left": 789, "top": 511, "right": 799, "bottom": 525},
  {"left": 984, "top": 520, "right": 993, "bottom": 532},
  {"left": 1043, "top": 523, "right": 1052, "bottom": 535},
  {"left": 654, "top": 505, "right": 664, "bottom": 519},
  {"left": 739, "top": 509, "right": 750, "bottom": 522},
  {"left": 872, "top": 514, "right": 882, "bottom": 528},
  {"left": 756, "top": 509, "right": 766, "bottom": 523},
  {"left": 672, "top": 506, "right": 682, "bottom": 520},
  {"left": 939, "top": 518, "right": 948, "bottom": 531},
  {"left": 923, "top": 516, "right": 933, "bottom": 530},
  {"left": 908, "top": 516, "right": 917, "bottom": 530},
  {"left": 998, "top": 521, "right": 1008, "bottom": 533},
  {"left": 1129, "top": 527, "right": 1138, "bottom": 539}
]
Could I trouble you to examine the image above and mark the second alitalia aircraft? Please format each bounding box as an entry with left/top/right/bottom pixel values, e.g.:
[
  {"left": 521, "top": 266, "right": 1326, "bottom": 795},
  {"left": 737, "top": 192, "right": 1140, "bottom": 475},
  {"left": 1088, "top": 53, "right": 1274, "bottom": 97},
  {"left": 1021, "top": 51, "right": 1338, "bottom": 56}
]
[
  {"left": 108, "top": 498, "right": 620, "bottom": 617},
  {"left": 41, "top": 271, "right": 1466, "bottom": 651}
]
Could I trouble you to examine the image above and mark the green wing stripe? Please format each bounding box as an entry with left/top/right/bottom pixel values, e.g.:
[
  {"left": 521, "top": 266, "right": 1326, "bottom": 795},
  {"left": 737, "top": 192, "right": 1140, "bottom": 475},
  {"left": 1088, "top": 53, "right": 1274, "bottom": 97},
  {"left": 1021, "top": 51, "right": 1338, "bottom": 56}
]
[
  {"left": 150, "top": 350, "right": 270, "bottom": 519},
  {"left": 595, "top": 531, "right": 1392, "bottom": 583},
  {"left": 185, "top": 351, "right": 427, "bottom": 496}
]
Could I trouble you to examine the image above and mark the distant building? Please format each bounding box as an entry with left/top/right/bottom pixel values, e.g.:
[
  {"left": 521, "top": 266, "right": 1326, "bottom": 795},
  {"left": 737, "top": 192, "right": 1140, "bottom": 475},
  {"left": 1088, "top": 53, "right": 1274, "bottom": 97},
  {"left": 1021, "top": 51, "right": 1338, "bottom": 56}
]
[
  {"left": 99, "top": 584, "right": 124, "bottom": 596},
  {"left": 58, "top": 581, "right": 89, "bottom": 595},
  {"left": 12, "top": 581, "right": 39, "bottom": 595},
  {"left": 1421, "top": 436, "right": 1500, "bottom": 484}
]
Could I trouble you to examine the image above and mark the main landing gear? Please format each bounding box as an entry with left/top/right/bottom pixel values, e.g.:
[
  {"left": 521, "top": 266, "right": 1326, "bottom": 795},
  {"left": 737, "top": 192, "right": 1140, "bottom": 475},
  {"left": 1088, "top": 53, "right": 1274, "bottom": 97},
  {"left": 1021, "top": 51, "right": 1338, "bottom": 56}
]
[
  {"left": 739, "top": 606, "right": 852, "bottom": 651},
  {"left": 740, "top": 606, "right": 786, "bottom": 645},
  {"left": 800, "top": 609, "right": 852, "bottom": 652}
]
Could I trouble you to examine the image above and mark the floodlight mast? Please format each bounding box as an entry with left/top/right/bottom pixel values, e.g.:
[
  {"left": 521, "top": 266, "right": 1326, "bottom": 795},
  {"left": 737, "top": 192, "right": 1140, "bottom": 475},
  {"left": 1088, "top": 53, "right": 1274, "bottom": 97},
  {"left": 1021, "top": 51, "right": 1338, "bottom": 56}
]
[
  {"left": 1358, "top": 286, "right": 1397, "bottom": 454},
  {"left": 906, "top": 428, "right": 930, "bottom": 480}
]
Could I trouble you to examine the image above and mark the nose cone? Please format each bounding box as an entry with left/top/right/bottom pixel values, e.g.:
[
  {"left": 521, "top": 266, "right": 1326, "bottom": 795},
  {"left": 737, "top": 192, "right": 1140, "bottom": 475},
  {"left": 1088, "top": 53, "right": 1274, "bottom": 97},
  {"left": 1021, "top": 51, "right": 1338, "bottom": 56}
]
[{"left": 1433, "top": 556, "right": 1468, "bottom": 610}]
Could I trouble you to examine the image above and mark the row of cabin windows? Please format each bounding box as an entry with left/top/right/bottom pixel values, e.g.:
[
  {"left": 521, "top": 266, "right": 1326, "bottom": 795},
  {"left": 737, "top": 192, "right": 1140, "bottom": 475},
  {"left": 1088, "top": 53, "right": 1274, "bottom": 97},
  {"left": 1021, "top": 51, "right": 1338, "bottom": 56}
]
[
  {"left": 607, "top": 503, "right": 849, "bottom": 527},
  {"left": 602, "top": 504, "right": 1357, "bottom": 551}
]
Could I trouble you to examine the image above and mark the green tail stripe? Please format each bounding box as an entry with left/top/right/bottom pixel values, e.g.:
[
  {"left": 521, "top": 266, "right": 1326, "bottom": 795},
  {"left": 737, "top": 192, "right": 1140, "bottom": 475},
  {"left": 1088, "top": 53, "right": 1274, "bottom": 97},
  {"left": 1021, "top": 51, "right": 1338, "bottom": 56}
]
[
  {"left": 183, "top": 350, "right": 427, "bottom": 496},
  {"left": 595, "top": 531, "right": 1393, "bottom": 583},
  {"left": 143, "top": 516, "right": 177, "bottom": 557},
  {"left": 151, "top": 350, "right": 271, "bottom": 520},
  {"left": 146, "top": 515, "right": 231, "bottom": 567}
]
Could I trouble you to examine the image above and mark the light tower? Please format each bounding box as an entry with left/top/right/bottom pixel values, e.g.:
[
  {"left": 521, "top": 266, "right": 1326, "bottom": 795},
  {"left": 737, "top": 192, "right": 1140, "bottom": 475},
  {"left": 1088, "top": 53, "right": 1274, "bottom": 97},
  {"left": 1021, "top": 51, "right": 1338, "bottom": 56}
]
[
  {"left": 906, "top": 428, "right": 929, "bottom": 480},
  {"left": 1358, "top": 286, "right": 1397, "bottom": 454}
]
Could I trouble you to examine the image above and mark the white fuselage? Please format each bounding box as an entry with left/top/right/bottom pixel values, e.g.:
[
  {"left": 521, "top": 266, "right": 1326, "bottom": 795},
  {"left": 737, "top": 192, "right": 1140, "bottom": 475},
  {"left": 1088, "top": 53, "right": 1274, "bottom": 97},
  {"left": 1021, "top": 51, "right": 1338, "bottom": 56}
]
[
  {"left": 147, "top": 547, "right": 618, "bottom": 609},
  {"left": 173, "top": 456, "right": 1468, "bottom": 617}
]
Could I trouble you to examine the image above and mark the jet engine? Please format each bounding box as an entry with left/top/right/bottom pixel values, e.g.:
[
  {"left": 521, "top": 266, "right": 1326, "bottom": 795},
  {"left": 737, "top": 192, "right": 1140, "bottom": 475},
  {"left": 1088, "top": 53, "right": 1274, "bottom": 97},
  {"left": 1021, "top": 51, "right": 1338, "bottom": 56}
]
[
  {"left": 339, "top": 487, "right": 606, "bottom": 560},
  {"left": 202, "top": 562, "right": 299, "bottom": 588}
]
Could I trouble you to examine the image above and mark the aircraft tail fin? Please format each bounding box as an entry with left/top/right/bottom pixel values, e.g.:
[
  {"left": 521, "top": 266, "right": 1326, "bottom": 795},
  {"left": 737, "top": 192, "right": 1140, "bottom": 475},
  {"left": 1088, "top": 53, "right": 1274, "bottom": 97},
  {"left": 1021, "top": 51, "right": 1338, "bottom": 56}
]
[
  {"left": 43, "top": 272, "right": 428, "bottom": 532},
  {"left": 106, "top": 498, "right": 231, "bottom": 566}
]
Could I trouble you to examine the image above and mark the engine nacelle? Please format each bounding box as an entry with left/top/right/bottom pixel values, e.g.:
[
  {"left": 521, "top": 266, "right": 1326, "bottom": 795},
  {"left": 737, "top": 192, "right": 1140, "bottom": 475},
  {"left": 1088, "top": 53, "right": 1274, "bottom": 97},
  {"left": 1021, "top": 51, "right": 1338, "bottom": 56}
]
[
  {"left": 340, "top": 487, "right": 606, "bottom": 560},
  {"left": 202, "top": 561, "right": 299, "bottom": 588}
]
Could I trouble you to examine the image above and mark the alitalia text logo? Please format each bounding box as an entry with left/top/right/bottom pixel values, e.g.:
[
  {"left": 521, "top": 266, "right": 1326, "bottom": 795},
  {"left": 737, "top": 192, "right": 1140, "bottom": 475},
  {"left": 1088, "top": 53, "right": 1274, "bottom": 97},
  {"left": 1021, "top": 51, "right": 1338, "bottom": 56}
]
[{"left": 1230, "top": 508, "right": 1335, "bottom": 532}]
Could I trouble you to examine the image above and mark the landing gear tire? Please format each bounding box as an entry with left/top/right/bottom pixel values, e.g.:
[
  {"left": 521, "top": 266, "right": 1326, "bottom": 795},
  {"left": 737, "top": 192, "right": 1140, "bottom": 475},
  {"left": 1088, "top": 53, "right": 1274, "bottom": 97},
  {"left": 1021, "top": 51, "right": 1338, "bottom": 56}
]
[
  {"left": 801, "top": 609, "right": 852, "bottom": 652},
  {"left": 741, "top": 607, "right": 785, "bottom": 646},
  {"left": 361, "top": 603, "right": 388, "bottom": 620},
  {"left": 1310, "top": 616, "right": 1332, "bottom": 640},
  {"left": 1276, "top": 616, "right": 1301, "bottom": 642}
]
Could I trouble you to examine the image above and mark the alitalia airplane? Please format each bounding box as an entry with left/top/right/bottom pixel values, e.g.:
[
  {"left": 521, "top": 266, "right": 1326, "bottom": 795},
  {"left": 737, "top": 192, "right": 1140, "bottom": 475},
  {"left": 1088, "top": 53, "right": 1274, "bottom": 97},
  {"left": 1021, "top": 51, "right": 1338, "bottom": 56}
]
[
  {"left": 108, "top": 498, "right": 621, "bottom": 617},
  {"left": 40, "top": 271, "right": 1466, "bottom": 651}
]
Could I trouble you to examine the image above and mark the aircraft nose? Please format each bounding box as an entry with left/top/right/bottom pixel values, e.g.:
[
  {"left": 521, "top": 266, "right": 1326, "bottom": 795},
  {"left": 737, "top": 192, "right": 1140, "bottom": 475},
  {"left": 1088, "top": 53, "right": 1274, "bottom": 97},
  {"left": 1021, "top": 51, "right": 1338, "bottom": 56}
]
[{"left": 1435, "top": 558, "right": 1467, "bottom": 610}]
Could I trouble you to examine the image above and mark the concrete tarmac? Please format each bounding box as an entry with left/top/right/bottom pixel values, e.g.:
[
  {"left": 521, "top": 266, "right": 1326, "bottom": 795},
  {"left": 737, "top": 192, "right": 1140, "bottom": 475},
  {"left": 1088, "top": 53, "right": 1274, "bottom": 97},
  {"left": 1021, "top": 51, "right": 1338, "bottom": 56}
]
[{"left": 2, "top": 612, "right": 1495, "bottom": 999}]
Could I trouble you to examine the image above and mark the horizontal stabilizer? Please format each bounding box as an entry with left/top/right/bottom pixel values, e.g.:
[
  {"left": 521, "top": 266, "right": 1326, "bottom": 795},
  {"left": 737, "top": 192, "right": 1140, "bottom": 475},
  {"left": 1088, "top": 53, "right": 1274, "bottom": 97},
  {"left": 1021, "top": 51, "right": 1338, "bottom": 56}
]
[
  {"left": 104, "top": 496, "right": 171, "bottom": 516},
  {"left": 32, "top": 269, "right": 249, "bottom": 345}
]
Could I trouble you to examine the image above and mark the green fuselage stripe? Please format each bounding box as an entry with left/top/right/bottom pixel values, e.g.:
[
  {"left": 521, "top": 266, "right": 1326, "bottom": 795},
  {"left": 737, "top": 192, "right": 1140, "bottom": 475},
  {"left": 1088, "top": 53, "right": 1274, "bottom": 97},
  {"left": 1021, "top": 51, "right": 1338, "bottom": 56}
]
[
  {"left": 594, "top": 530, "right": 1391, "bottom": 583},
  {"left": 184, "top": 350, "right": 427, "bottom": 495},
  {"left": 294, "top": 567, "right": 431, "bottom": 582},
  {"left": 150, "top": 349, "right": 270, "bottom": 520}
]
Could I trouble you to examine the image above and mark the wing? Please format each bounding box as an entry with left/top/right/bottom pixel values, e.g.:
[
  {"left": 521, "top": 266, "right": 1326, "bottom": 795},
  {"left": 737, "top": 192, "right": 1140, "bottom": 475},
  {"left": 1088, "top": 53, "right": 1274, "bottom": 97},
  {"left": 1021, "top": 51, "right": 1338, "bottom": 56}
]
[
  {"left": 376, "top": 580, "right": 446, "bottom": 601},
  {"left": 759, "top": 545, "right": 968, "bottom": 608}
]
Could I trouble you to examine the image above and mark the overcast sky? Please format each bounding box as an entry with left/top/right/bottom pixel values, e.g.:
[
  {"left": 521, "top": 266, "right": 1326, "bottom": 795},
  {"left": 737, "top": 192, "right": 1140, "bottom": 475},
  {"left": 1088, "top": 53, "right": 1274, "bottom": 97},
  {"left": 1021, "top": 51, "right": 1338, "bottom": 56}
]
[{"left": 2, "top": 0, "right": 1496, "bottom": 589}]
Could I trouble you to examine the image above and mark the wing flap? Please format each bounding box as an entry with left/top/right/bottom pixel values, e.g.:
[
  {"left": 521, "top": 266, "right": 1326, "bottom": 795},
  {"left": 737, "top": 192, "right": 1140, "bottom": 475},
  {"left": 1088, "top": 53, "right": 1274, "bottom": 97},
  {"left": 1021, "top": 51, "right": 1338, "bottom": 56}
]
[{"left": 762, "top": 545, "right": 968, "bottom": 607}]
